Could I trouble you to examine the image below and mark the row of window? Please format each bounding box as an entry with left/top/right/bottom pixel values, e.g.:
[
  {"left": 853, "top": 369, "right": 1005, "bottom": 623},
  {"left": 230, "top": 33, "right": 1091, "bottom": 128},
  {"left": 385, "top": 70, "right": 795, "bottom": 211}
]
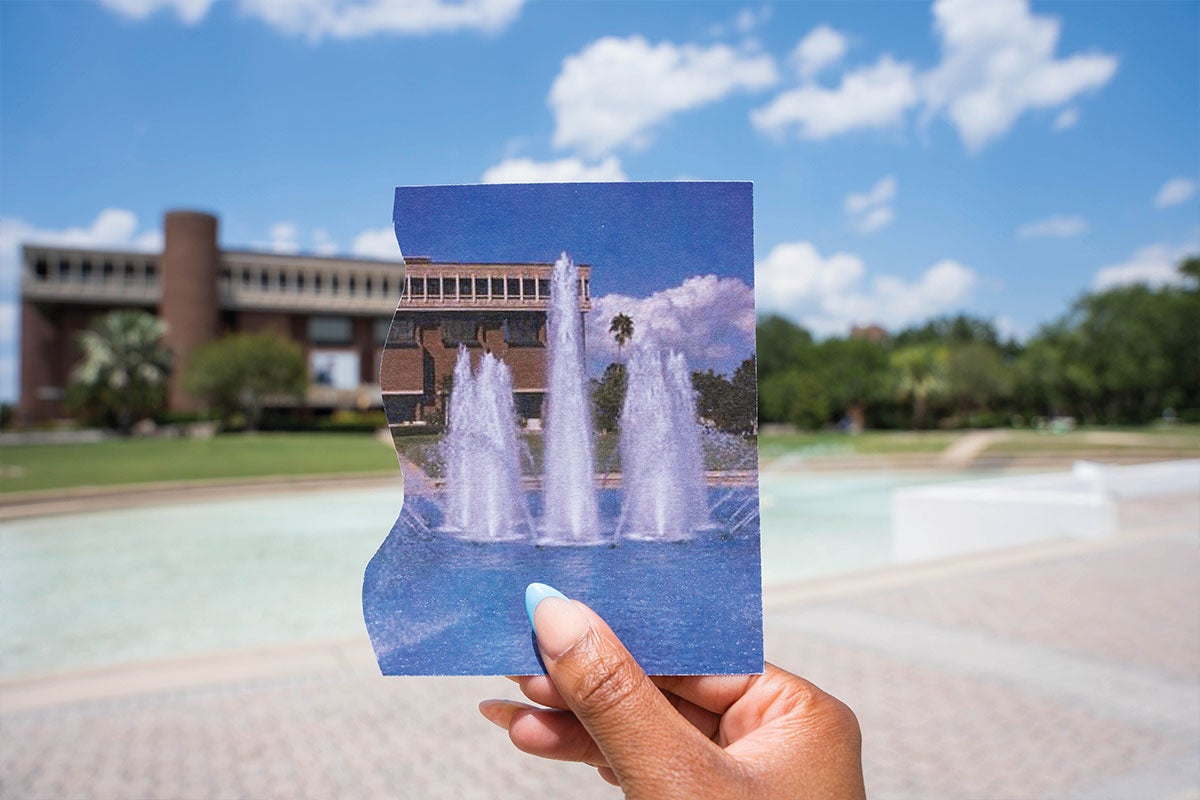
[
  {"left": 222, "top": 267, "right": 397, "bottom": 298},
  {"left": 402, "top": 276, "right": 589, "bottom": 301},
  {"left": 32, "top": 256, "right": 158, "bottom": 283}
]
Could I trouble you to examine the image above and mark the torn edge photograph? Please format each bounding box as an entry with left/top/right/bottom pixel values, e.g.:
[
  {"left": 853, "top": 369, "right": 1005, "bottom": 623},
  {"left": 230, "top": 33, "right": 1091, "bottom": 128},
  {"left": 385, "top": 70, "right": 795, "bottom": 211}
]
[{"left": 363, "top": 182, "right": 762, "bottom": 676}]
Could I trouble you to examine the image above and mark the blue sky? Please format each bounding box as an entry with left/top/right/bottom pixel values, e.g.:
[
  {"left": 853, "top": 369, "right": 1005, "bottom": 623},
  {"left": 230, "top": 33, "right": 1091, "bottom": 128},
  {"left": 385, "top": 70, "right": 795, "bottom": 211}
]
[{"left": 1, "top": 0, "right": 1197, "bottom": 400}]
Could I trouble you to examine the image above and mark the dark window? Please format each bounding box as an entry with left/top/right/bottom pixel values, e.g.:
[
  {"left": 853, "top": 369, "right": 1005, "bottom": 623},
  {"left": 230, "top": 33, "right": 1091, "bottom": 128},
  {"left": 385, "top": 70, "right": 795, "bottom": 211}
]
[
  {"left": 441, "top": 318, "right": 478, "bottom": 346},
  {"left": 507, "top": 278, "right": 520, "bottom": 297},
  {"left": 297, "top": 273, "right": 306, "bottom": 290},
  {"left": 331, "top": 274, "right": 339, "bottom": 293},
  {"left": 365, "top": 276, "right": 373, "bottom": 294},
  {"left": 260, "top": 271, "right": 269, "bottom": 290},
  {"left": 125, "top": 262, "right": 136, "bottom": 281},
  {"left": 381, "top": 317, "right": 416, "bottom": 346},
  {"left": 523, "top": 278, "right": 535, "bottom": 297},
  {"left": 348, "top": 275, "right": 357, "bottom": 294},
  {"left": 474, "top": 277, "right": 487, "bottom": 297},
  {"left": 145, "top": 264, "right": 157, "bottom": 280},
  {"left": 34, "top": 258, "right": 48, "bottom": 278},
  {"left": 381, "top": 278, "right": 389, "bottom": 296},
  {"left": 504, "top": 316, "right": 542, "bottom": 346},
  {"left": 58, "top": 258, "right": 71, "bottom": 279},
  {"left": 411, "top": 277, "right": 425, "bottom": 296},
  {"left": 103, "top": 260, "right": 114, "bottom": 278},
  {"left": 537, "top": 279, "right": 550, "bottom": 297},
  {"left": 491, "top": 277, "right": 504, "bottom": 296},
  {"left": 242, "top": 268, "right": 251, "bottom": 287},
  {"left": 308, "top": 316, "right": 353, "bottom": 344},
  {"left": 314, "top": 274, "right": 323, "bottom": 292}
]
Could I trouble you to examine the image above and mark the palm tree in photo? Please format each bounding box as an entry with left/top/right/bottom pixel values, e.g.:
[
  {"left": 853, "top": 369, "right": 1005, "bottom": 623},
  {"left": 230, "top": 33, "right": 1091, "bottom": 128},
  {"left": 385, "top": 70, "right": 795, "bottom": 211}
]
[
  {"left": 609, "top": 313, "right": 634, "bottom": 358},
  {"left": 69, "top": 310, "right": 172, "bottom": 432}
]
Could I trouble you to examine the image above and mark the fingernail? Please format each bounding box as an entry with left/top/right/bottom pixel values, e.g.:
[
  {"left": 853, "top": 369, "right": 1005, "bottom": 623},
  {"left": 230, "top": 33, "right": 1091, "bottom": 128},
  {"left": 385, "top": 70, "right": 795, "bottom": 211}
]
[
  {"left": 525, "top": 584, "right": 591, "bottom": 660},
  {"left": 477, "top": 700, "right": 516, "bottom": 734},
  {"left": 524, "top": 582, "right": 567, "bottom": 627}
]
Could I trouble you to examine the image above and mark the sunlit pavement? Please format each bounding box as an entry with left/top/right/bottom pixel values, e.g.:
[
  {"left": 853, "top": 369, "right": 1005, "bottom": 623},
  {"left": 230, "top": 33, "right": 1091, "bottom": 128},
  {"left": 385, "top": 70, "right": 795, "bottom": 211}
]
[{"left": 2, "top": 493, "right": 1197, "bottom": 800}]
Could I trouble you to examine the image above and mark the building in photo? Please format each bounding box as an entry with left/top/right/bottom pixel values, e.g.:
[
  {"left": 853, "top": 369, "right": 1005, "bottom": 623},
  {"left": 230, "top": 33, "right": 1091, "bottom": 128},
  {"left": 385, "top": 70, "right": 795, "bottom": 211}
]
[{"left": 17, "top": 210, "right": 591, "bottom": 426}]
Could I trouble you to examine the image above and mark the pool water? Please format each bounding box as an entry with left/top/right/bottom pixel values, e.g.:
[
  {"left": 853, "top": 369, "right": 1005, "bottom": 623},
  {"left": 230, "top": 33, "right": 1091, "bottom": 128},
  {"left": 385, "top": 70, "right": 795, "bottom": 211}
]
[{"left": 0, "top": 470, "right": 999, "bottom": 677}]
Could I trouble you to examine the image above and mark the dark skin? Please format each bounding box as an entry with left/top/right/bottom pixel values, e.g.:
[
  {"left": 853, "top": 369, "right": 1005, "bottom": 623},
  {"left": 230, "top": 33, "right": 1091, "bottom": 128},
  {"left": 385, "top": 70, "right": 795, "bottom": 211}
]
[{"left": 480, "top": 597, "right": 866, "bottom": 799}]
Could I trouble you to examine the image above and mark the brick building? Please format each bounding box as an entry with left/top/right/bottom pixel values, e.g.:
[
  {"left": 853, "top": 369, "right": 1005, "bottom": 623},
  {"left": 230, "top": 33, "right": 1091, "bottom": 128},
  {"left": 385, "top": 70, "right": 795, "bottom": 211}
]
[{"left": 17, "top": 210, "right": 590, "bottom": 426}]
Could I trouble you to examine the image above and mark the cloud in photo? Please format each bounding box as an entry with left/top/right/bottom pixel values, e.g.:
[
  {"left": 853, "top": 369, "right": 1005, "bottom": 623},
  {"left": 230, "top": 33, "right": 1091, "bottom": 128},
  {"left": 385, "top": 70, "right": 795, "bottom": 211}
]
[
  {"left": 789, "top": 24, "right": 848, "bottom": 80},
  {"left": 351, "top": 226, "right": 404, "bottom": 260},
  {"left": 587, "top": 275, "right": 755, "bottom": 373}
]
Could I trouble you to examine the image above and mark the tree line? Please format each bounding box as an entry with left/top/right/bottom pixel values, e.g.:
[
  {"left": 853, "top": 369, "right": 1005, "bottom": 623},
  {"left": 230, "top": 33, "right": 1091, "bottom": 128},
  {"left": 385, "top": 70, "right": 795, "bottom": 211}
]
[{"left": 759, "top": 257, "right": 1199, "bottom": 430}]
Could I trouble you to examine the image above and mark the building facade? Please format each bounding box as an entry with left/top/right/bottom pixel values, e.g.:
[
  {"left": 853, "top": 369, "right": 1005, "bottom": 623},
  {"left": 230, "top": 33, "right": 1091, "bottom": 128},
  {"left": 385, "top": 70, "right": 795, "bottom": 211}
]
[{"left": 17, "top": 210, "right": 590, "bottom": 426}]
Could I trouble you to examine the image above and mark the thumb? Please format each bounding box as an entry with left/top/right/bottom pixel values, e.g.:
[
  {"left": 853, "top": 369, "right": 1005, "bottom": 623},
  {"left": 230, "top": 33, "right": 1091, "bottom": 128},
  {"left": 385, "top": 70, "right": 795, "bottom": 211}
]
[{"left": 525, "top": 583, "right": 726, "bottom": 795}]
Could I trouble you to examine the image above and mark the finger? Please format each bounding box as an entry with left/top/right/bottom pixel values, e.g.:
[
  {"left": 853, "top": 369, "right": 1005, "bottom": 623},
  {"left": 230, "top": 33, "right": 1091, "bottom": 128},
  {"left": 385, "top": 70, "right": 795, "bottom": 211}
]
[
  {"left": 652, "top": 673, "right": 759, "bottom": 715},
  {"left": 525, "top": 584, "right": 727, "bottom": 788},
  {"left": 518, "top": 674, "right": 570, "bottom": 710},
  {"left": 597, "top": 766, "right": 619, "bottom": 786},
  {"left": 506, "top": 706, "right": 609, "bottom": 767},
  {"left": 664, "top": 691, "right": 722, "bottom": 742}
]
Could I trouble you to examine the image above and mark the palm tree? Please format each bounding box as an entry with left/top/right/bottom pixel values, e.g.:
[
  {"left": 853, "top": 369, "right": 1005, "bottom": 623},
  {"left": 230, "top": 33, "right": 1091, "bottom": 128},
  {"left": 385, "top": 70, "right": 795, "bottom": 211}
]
[
  {"left": 70, "top": 310, "right": 172, "bottom": 432},
  {"left": 609, "top": 313, "right": 634, "bottom": 358},
  {"left": 890, "top": 344, "right": 947, "bottom": 429}
]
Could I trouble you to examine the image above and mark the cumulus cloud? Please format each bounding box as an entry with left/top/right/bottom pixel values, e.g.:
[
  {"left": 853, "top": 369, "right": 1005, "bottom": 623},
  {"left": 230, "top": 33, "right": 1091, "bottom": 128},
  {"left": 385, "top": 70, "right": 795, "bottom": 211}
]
[
  {"left": 1092, "top": 243, "right": 1198, "bottom": 291},
  {"left": 789, "top": 24, "right": 848, "bottom": 79},
  {"left": 99, "top": 0, "right": 213, "bottom": 24},
  {"left": 1017, "top": 214, "right": 1087, "bottom": 238},
  {"left": 0, "top": 209, "right": 164, "bottom": 403},
  {"left": 921, "top": 0, "right": 1118, "bottom": 151},
  {"left": 1052, "top": 107, "right": 1079, "bottom": 131},
  {"left": 1154, "top": 177, "right": 1197, "bottom": 209},
  {"left": 549, "top": 36, "right": 778, "bottom": 157},
  {"left": 101, "top": 0, "right": 525, "bottom": 39},
  {"left": 263, "top": 222, "right": 301, "bottom": 254},
  {"left": 754, "top": 0, "right": 1115, "bottom": 150},
  {"left": 351, "top": 226, "right": 403, "bottom": 260},
  {"left": 751, "top": 56, "right": 918, "bottom": 140},
  {"left": 312, "top": 229, "right": 338, "bottom": 256},
  {"left": 587, "top": 275, "right": 755, "bottom": 371},
  {"left": 756, "top": 240, "right": 976, "bottom": 336},
  {"left": 481, "top": 156, "right": 627, "bottom": 183},
  {"left": 844, "top": 175, "right": 897, "bottom": 234}
]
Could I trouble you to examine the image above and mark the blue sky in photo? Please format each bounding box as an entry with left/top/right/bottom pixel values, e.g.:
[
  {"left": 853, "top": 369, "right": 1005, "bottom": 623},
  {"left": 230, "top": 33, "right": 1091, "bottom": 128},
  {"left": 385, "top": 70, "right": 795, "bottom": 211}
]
[{"left": 1, "top": 0, "right": 1198, "bottom": 399}]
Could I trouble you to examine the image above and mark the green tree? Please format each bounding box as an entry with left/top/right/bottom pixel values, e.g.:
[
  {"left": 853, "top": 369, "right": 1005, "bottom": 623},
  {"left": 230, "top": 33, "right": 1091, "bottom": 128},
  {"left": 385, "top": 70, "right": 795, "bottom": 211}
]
[
  {"left": 817, "top": 338, "right": 889, "bottom": 428},
  {"left": 946, "top": 341, "right": 1013, "bottom": 424},
  {"left": 184, "top": 333, "right": 307, "bottom": 430},
  {"left": 608, "top": 313, "right": 634, "bottom": 358},
  {"left": 590, "top": 362, "right": 627, "bottom": 433},
  {"left": 756, "top": 315, "right": 815, "bottom": 378},
  {"left": 690, "top": 357, "right": 758, "bottom": 434},
  {"left": 67, "top": 310, "right": 172, "bottom": 432},
  {"left": 759, "top": 370, "right": 829, "bottom": 430},
  {"left": 890, "top": 344, "right": 948, "bottom": 429}
]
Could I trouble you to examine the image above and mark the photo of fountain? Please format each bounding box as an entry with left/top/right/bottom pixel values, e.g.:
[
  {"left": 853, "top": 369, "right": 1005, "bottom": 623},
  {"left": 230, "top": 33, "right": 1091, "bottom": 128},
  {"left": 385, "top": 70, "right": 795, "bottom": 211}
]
[{"left": 363, "top": 182, "right": 762, "bottom": 676}]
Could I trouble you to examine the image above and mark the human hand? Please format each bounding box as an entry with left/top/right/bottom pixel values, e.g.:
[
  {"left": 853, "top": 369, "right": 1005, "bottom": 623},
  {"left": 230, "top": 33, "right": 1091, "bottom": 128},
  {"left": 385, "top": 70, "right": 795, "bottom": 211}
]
[{"left": 479, "top": 583, "right": 865, "bottom": 799}]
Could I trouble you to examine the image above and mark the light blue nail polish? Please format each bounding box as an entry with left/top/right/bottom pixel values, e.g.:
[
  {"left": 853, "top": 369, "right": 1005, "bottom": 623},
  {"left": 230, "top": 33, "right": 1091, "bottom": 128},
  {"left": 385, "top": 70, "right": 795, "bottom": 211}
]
[{"left": 525, "top": 582, "right": 568, "bottom": 628}]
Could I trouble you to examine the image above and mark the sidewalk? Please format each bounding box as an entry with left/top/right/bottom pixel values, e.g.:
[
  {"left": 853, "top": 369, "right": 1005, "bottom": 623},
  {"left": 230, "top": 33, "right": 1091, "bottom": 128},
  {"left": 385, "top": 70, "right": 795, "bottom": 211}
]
[{"left": 2, "top": 506, "right": 1197, "bottom": 799}]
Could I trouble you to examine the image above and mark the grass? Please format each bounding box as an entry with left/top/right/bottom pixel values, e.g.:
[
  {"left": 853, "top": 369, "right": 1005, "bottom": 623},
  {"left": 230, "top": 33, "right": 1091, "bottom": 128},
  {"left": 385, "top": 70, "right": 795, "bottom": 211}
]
[
  {"left": 758, "top": 430, "right": 958, "bottom": 458},
  {"left": 0, "top": 433, "right": 400, "bottom": 494}
]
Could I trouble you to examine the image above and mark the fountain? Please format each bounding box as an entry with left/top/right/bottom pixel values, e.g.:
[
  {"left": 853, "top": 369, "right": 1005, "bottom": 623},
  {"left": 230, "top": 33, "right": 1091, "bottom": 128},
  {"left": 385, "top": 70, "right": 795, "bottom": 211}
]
[
  {"left": 618, "top": 348, "right": 710, "bottom": 540},
  {"left": 442, "top": 348, "right": 529, "bottom": 540},
  {"left": 540, "top": 252, "right": 602, "bottom": 543}
]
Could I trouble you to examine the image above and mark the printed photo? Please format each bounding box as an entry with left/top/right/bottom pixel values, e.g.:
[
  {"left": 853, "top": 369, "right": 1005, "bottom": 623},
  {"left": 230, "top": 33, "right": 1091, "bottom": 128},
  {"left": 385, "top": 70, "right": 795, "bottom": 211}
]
[{"left": 363, "top": 182, "right": 762, "bottom": 675}]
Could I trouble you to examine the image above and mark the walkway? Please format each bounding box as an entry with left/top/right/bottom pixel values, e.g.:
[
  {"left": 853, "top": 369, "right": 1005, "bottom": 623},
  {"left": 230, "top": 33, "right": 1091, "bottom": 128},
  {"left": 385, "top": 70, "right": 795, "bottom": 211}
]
[{"left": 2, "top": 500, "right": 1197, "bottom": 799}]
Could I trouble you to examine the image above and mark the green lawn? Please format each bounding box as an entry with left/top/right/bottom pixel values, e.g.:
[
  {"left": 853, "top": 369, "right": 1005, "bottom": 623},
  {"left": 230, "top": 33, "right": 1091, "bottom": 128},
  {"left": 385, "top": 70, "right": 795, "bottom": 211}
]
[
  {"left": 758, "top": 430, "right": 959, "bottom": 458},
  {"left": 0, "top": 433, "right": 400, "bottom": 494}
]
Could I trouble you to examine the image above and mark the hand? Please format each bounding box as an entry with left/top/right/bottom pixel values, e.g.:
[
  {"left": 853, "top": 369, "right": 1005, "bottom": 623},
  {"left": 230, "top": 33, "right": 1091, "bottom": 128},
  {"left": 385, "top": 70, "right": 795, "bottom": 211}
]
[{"left": 479, "top": 584, "right": 865, "bottom": 800}]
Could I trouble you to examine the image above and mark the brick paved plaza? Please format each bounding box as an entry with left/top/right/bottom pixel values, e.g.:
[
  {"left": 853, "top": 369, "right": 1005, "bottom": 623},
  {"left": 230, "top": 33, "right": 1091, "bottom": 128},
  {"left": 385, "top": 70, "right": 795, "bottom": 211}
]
[{"left": 2, "top": 492, "right": 1197, "bottom": 799}]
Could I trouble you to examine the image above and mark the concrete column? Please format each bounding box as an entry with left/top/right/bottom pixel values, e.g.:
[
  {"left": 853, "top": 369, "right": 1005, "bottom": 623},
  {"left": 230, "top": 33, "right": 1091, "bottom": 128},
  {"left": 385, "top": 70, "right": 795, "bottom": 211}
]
[{"left": 160, "top": 210, "right": 220, "bottom": 412}]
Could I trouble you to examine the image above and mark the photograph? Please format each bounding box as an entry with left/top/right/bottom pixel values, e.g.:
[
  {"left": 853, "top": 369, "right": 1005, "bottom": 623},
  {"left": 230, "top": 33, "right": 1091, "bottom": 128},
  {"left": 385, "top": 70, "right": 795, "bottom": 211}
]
[{"left": 363, "top": 182, "right": 763, "bottom": 675}]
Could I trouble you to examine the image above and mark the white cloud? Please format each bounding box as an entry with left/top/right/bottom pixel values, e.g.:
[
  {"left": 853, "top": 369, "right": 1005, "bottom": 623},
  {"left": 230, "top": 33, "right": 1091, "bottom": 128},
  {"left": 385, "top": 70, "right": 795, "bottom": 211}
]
[
  {"left": 265, "top": 222, "right": 301, "bottom": 254},
  {"left": 352, "top": 226, "right": 403, "bottom": 260},
  {"left": 1092, "top": 243, "right": 1197, "bottom": 291},
  {"left": 549, "top": 36, "right": 778, "bottom": 157},
  {"left": 1052, "top": 107, "right": 1079, "bottom": 131},
  {"left": 922, "top": 0, "right": 1118, "bottom": 151},
  {"left": 312, "top": 229, "right": 338, "bottom": 256},
  {"left": 790, "top": 24, "right": 848, "bottom": 79},
  {"left": 99, "top": 0, "right": 213, "bottom": 24},
  {"left": 481, "top": 156, "right": 627, "bottom": 183},
  {"left": 0, "top": 209, "right": 164, "bottom": 404},
  {"left": 587, "top": 275, "right": 755, "bottom": 370},
  {"left": 756, "top": 240, "right": 976, "bottom": 335},
  {"left": 1017, "top": 214, "right": 1087, "bottom": 238},
  {"left": 751, "top": 55, "right": 918, "bottom": 140},
  {"left": 1154, "top": 177, "right": 1197, "bottom": 209},
  {"left": 102, "top": 0, "right": 525, "bottom": 39},
  {"left": 844, "top": 175, "right": 897, "bottom": 234}
]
